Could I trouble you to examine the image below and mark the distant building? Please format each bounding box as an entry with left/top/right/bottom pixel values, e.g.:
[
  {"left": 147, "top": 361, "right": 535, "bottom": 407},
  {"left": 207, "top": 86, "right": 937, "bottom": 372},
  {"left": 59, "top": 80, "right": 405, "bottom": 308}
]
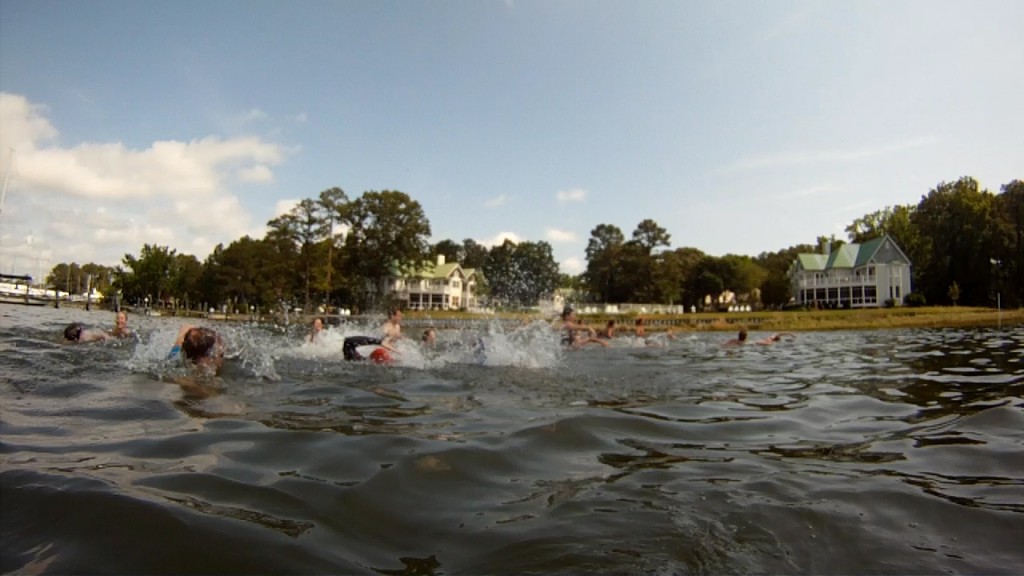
[
  {"left": 789, "top": 235, "right": 912, "bottom": 308},
  {"left": 382, "top": 255, "right": 484, "bottom": 311}
]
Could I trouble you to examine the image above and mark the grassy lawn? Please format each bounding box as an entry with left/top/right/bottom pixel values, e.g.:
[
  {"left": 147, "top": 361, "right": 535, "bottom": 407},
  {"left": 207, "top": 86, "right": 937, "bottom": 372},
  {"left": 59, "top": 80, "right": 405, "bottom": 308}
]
[{"left": 398, "top": 306, "right": 1021, "bottom": 332}]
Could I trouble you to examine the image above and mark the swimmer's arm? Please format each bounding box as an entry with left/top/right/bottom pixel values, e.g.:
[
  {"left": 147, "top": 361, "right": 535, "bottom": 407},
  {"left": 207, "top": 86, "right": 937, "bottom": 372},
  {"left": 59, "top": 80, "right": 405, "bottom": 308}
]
[{"left": 168, "top": 325, "right": 195, "bottom": 358}]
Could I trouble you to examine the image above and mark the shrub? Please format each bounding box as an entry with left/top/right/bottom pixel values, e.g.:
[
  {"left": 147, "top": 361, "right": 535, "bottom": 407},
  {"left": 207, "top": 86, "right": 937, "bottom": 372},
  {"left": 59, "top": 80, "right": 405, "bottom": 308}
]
[{"left": 904, "top": 292, "right": 927, "bottom": 307}]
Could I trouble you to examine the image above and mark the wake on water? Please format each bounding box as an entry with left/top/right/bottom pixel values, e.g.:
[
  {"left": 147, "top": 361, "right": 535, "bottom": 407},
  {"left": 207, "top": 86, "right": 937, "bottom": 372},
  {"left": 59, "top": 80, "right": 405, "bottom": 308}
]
[{"left": 127, "top": 318, "right": 590, "bottom": 382}]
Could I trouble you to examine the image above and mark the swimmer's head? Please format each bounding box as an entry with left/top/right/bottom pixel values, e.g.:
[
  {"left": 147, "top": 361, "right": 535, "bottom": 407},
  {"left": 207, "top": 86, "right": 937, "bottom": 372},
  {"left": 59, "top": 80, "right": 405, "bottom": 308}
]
[
  {"left": 422, "top": 328, "right": 437, "bottom": 345},
  {"left": 561, "top": 306, "right": 574, "bottom": 320},
  {"left": 64, "top": 322, "right": 84, "bottom": 341},
  {"left": 182, "top": 327, "right": 224, "bottom": 366},
  {"left": 738, "top": 329, "right": 748, "bottom": 342}
]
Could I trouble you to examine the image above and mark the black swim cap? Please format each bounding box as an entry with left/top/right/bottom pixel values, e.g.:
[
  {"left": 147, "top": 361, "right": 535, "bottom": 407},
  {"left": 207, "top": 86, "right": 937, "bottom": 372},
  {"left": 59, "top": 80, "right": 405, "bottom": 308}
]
[{"left": 64, "top": 322, "right": 84, "bottom": 341}]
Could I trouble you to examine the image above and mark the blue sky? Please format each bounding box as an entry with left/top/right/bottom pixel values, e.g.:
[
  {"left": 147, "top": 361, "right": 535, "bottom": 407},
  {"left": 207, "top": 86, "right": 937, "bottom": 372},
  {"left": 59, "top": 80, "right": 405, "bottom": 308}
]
[{"left": 1, "top": 0, "right": 1021, "bottom": 280}]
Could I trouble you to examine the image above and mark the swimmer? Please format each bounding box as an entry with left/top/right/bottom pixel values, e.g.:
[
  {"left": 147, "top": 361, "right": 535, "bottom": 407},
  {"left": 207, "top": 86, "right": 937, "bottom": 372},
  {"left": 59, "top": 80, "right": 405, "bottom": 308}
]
[
  {"left": 63, "top": 322, "right": 110, "bottom": 343},
  {"left": 110, "top": 310, "right": 133, "bottom": 338},
  {"left": 309, "top": 317, "right": 325, "bottom": 343},
  {"left": 634, "top": 317, "right": 647, "bottom": 338},
  {"left": 382, "top": 307, "right": 403, "bottom": 347},
  {"left": 342, "top": 335, "right": 385, "bottom": 361},
  {"left": 422, "top": 328, "right": 437, "bottom": 346},
  {"left": 170, "top": 325, "right": 225, "bottom": 376},
  {"left": 724, "top": 328, "right": 748, "bottom": 347},
  {"left": 598, "top": 320, "right": 616, "bottom": 339},
  {"left": 757, "top": 332, "right": 795, "bottom": 345},
  {"left": 557, "top": 306, "right": 609, "bottom": 348}
]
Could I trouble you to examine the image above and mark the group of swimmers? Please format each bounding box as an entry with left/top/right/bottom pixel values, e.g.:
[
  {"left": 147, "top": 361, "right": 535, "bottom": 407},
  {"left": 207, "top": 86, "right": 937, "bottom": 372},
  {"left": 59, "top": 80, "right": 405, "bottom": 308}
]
[
  {"left": 311, "top": 307, "right": 437, "bottom": 364},
  {"left": 556, "top": 306, "right": 683, "bottom": 348},
  {"left": 557, "top": 305, "right": 794, "bottom": 349},
  {"left": 64, "top": 307, "right": 795, "bottom": 379}
]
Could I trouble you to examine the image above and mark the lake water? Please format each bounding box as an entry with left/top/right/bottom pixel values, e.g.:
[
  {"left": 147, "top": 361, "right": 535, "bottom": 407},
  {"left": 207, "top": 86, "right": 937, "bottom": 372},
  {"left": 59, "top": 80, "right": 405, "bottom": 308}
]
[{"left": 2, "top": 305, "right": 1022, "bottom": 575}]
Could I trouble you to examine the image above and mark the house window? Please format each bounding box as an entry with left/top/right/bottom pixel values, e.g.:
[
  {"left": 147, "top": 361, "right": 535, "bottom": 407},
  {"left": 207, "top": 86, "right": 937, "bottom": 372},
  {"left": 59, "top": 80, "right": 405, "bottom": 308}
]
[{"left": 865, "top": 286, "right": 877, "bottom": 303}]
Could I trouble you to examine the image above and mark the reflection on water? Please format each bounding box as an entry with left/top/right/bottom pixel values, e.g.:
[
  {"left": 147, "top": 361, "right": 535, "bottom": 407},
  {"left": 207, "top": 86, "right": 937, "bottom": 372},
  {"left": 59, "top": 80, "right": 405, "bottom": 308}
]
[{"left": 1, "top": 306, "right": 1022, "bottom": 575}]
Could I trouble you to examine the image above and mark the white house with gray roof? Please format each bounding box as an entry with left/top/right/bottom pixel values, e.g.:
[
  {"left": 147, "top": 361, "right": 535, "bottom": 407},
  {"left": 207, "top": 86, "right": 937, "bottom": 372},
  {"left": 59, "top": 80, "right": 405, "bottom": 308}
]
[{"left": 789, "top": 235, "right": 912, "bottom": 308}]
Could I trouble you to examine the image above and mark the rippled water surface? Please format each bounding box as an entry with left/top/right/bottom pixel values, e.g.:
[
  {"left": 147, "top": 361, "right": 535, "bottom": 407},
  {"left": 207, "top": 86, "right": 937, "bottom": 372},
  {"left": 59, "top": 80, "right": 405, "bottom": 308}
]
[{"left": 2, "top": 306, "right": 1023, "bottom": 575}]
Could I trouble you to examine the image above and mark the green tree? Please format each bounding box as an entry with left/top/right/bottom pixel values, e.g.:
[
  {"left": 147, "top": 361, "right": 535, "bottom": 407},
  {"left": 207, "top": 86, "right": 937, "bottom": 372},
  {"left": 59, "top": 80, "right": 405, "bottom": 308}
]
[
  {"left": 170, "top": 253, "right": 203, "bottom": 311},
  {"left": 912, "top": 177, "right": 995, "bottom": 306},
  {"left": 482, "top": 239, "right": 559, "bottom": 308},
  {"left": 631, "top": 218, "right": 671, "bottom": 254},
  {"left": 432, "top": 239, "right": 463, "bottom": 264},
  {"left": 121, "top": 244, "right": 177, "bottom": 307},
  {"left": 461, "top": 238, "right": 489, "bottom": 269},
  {"left": 993, "top": 180, "right": 1024, "bottom": 307},
  {"left": 343, "top": 190, "right": 432, "bottom": 308},
  {"left": 317, "top": 187, "right": 350, "bottom": 307},
  {"left": 756, "top": 243, "right": 816, "bottom": 308},
  {"left": 267, "top": 198, "right": 330, "bottom": 312},
  {"left": 584, "top": 223, "right": 625, "bottom": 302}
]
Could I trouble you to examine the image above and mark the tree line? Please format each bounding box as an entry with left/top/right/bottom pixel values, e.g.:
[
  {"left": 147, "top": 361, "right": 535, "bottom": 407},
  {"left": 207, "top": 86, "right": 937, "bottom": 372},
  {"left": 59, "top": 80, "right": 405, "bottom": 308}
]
[{"left": 45, "top": 176, "right": 1022, "bottom": 313}]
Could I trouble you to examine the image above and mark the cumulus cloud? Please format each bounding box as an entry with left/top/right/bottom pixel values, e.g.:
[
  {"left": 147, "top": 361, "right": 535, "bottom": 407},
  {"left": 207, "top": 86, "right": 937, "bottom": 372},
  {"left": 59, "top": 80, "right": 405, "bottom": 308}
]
[
  {"left": 545, "top": 228, "right": 577, "bottom": 243},
  {"left": 479, "top": 231, "right": 522, "bottom": 247},
  {"left": 555, "top": 187, "right": 587, "bottom": 203},
  {"left": 0, "top": 92, "right": 285, "bottom": 271}
]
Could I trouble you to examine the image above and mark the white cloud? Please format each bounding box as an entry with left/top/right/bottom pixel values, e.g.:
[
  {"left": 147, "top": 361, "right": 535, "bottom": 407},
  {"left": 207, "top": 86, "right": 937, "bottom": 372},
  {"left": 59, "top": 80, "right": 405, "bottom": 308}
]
[
  {"left": 546, "top": 228, "right": 577, "bottom": 243},
  {"left": 485, "top": 194, "right": 507, "bottom": 207},
  {"left": 561, "top": 257, "right": 584, "bottom": 275},
  {"left": 555, "top": 187, "right": 587, "bottom": 203},
  {"left": 0, "top": 92, "right": 285, "bottom": 270},
  {"left": 479, "top": 231, "right": 522, "bottom": 247},
  {"left": 237, "top": 164, "right": 274, "bottom": 183},
  {"left": 272, "top": 198, "right": 300, "bottom": 217}
]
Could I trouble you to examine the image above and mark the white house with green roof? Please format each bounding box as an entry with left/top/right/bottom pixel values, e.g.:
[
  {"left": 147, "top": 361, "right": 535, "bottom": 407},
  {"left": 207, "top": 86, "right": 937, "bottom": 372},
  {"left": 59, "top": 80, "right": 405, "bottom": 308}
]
[
  {"left": 384, "top": 255, "right": 484, "bottom": 311},
  {"left": 788, "top": 235, "right": 912, "bottom": 308}
]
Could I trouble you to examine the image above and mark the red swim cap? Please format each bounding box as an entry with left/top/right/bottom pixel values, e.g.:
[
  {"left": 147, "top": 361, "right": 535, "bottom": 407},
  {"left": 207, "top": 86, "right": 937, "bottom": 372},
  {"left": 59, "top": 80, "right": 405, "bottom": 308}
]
[{"left": 370, "top": 347, "right": 392, "bottom": 364}]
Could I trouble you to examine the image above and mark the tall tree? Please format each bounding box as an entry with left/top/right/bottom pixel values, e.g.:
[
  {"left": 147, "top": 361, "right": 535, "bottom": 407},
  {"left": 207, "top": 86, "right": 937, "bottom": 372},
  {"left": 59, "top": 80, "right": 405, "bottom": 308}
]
[
  {"left": 631, "top": 218, "right": 671, "bottom": 254},
  {"left": 267, "top": 198, "right": 330, "bottom": 312},
  {"left": 993, "top": 180, "right": 1024, "bottom": 307},
  {"left": 317, "top": 187, "right": 350, "bottom": 306},
  {"left": 912, "top": 177, "right": 995, "bottom": 306},
  {"left": 121, "top": 244, "right": 177, "bottom": 306},
  {"left": 461, "top": 238, "right": 489, "bottom": 269},
  {"left": 432, "top": 239, "right": 463, "bottom": 264},
  {"left": 170, "top": 254, "right": 203, "bottom": 311},
  {"left": 482, "top": 239, "right": 559, "bottom": 308},
  {"left": 584, "top": 223, "right": 625, "bottom": 302},
  {"left": 343, "top": 190, "right": 432, "bottom": 308},
  {"left": 756, "top": 243, "right": 816, "bottom": 308}
]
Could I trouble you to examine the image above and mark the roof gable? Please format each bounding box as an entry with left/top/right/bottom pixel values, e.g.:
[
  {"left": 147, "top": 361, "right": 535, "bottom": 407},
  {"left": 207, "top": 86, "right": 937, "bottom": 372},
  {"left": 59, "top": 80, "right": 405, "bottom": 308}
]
[{"left": 792, "top": 234, "right": 911, "bottom": 274}]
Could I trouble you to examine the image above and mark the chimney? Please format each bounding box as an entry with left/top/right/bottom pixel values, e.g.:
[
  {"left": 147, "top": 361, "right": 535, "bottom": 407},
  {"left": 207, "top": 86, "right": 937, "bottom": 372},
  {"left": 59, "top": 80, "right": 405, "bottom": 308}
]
[
  {"left": 437, "top": 254, "right": 446, "bottom": 265},
  {"left": 823, "top": 241, "right": 832, "bottom": 255}
]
